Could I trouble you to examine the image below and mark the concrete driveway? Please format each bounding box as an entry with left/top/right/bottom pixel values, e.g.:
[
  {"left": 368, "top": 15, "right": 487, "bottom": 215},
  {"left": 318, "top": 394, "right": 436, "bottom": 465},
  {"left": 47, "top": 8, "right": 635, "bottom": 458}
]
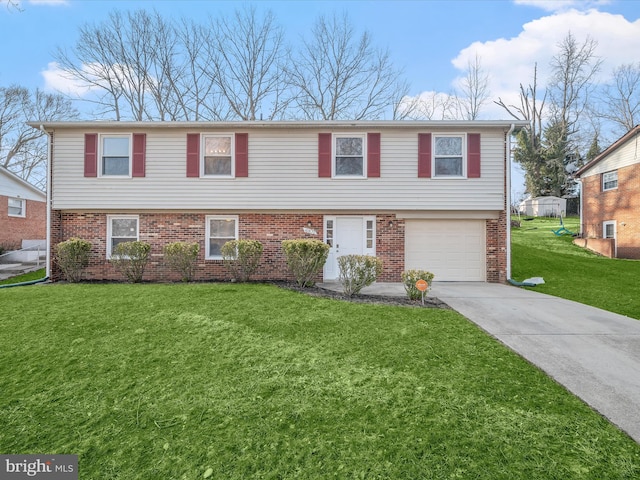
[{"left": 321, "top": 281, "right": 640, "bottom": 443}]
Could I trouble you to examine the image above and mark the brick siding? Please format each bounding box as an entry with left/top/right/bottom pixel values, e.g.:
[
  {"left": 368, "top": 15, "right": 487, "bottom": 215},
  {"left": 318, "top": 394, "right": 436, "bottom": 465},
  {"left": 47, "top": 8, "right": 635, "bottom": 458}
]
[
  {"left": 50, "top": 211, "right": 506, "bottom": 283},
  {"left": 581, "top": 164, "right": 640, "bottom": 259},
  {"left": 0, "top": 195, "right": 46, "bottom": 250}
]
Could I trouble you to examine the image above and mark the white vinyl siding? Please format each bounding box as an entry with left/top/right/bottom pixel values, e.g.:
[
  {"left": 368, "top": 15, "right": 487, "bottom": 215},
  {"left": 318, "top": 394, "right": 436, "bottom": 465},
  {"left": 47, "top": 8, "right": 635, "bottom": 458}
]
[
  {"left": 581, "top": 137, "right": 640, "bottom": 178},
  {"left": 50, "top": 127, "right": 506, "bottom": 211}
]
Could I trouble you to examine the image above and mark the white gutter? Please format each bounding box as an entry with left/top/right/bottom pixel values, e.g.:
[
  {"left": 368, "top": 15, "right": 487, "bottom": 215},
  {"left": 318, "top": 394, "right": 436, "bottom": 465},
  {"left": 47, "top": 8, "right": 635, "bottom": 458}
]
[
  {"left": 506, "top": 123, "right": 516, "bottom": 281},
  {"left": 40, "top": 125, "right": 52, "bottom": 279}
]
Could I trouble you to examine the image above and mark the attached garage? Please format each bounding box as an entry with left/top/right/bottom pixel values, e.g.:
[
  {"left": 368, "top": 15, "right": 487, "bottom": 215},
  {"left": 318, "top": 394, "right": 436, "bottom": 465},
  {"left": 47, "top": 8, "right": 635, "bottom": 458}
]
[{"left": 405, "top": 219, "right": 486, "bottom": 281}]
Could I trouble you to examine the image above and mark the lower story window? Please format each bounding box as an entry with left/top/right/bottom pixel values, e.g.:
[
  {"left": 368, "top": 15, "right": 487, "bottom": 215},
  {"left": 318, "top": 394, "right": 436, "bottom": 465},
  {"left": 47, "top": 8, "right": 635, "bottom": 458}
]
[
  {"left": 206, "top": 215, "right": 238, "bottom": 259},
  {"left": 107, "top": 215, "right": 139, "bottom": 258},
  {"left": 603, "top": 221, "right": 616, "bottom": 239},
  {"left": 8, "top": 197, "right": 25, "bottom": 217}
]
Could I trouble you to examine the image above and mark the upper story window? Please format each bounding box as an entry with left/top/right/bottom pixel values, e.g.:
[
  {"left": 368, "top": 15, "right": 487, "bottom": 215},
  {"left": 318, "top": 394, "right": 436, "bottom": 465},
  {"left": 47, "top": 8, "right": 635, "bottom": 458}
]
[
  {"left": 102, "top": 135, "right": 131, "bottom": 176},
  {"left": 203, "top": 134, "right": 234, "bottom": 177},
  {"left": 8, "top": 197, "right": 25, "bottom": 217},
  {"left": 433, "top": 135, "right": 465, "bottom": 177},
  {"left": 107, "top": 215, "right": 139, "bottom": 258},
  {"left": 602, "top": 171, "right": 618, "bottom": 191},
  {"left": 334, "top": 134, "right": 366, "bottom": 178},
  {"left": 206, "top": 215, "right": 238, "bottom": 259}
]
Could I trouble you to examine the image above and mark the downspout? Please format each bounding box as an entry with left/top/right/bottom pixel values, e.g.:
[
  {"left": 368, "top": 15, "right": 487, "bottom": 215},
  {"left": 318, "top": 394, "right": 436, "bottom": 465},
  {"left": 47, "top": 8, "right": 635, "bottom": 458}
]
[
  {"left": 505, "top": 123, "right": 516, "bottom": 281},
  {"left": 40, "top": 124, "right": 52, "bottom": 280}
]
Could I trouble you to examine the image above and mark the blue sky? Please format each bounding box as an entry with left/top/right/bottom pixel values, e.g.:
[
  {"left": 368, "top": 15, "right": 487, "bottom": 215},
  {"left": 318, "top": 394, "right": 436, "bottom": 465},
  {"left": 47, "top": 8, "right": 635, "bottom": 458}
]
[{"left": 2, "top": 0, "right": 640, "bottom": 198}]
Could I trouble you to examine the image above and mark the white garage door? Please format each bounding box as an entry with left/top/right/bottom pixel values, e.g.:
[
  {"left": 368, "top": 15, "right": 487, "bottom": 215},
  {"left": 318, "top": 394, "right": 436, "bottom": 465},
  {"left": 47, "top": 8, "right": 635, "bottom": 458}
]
[{"left": 405, "top": 220, "right": 486, "bottom": 281}]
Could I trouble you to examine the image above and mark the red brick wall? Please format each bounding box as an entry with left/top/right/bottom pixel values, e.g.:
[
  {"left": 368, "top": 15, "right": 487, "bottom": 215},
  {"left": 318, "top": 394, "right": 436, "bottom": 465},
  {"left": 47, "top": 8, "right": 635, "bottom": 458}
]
[
  {"left": 50, "top": 212, "right": 408, "bottom": 282},
  {"left": 486, "top": 212, "right": 507, "bottom": 283},
  {"left": 0, "top": 195, "right": 46, "bottom": 250},
  {"left": 50, "top": 211, "right": 506, "bottom": 283},
  {"left": 581, "top": 164, "right": 640, "bottom": 259}
]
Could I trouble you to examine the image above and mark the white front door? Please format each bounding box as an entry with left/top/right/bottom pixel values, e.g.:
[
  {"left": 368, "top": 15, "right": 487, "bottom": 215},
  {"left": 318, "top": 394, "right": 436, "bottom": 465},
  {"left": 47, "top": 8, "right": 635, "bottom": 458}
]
[{"left": 323, "top": 216, "right": 375, "bottom": 280}]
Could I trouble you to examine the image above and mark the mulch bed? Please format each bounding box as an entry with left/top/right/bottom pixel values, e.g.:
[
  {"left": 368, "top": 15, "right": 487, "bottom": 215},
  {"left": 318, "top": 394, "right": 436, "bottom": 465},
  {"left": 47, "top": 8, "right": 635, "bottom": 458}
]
[{"left": 272, "top": 282, "right": 450, "bottom": 309}]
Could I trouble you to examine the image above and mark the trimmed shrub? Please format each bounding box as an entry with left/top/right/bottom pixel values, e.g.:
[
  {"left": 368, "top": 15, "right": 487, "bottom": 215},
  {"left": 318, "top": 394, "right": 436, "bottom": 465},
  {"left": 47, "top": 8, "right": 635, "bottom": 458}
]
[
  {"left": 221, "top": 240, "right": 263, "bottom": 282},
  {"left": 401, "top": 269, "right": 435, "bottom": 300},
  {"left": 338, "top": 254, "right": 383, "bottom": 297},
  {"left": 110, "top": 241, "right": 151, "bottom": 283},
  {"left": 281, "top": 239, "right": 330, "bottom": 287},
  {"left": 164, "top": 241, "right": 199, "bottom": 282},
  {"left": 54, "top": 237, "right": 92, "bottom": 282}
]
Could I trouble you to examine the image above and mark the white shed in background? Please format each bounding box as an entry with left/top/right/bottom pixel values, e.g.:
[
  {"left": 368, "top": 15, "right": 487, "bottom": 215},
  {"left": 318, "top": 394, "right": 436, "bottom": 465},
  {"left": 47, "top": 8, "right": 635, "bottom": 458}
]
[{"left": 519, "top": 196, "right": 566, "bottom": 217}]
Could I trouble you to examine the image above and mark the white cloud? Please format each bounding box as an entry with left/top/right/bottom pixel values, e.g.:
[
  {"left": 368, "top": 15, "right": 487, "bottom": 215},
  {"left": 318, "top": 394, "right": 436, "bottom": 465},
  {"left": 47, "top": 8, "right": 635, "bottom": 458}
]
[
  {"left": 408, "top": 9, "right": 640, "bottom": 120},
  {"left": 514, "top": 0, "right": 612, "bottom": 12},
  {"left": 41, "top": 61, "right": 98, "bottom": 97}
]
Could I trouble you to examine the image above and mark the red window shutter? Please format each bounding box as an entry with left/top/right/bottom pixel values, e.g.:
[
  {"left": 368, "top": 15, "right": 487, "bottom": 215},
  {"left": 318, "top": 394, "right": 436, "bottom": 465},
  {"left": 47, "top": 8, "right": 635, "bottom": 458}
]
[
  {"left": 367, "top": 132, "right": 380, "bottom": 178},
  {"left": 418, "top": 133, "right": 432, "bottom": 178},
  {"left": 186, "top": 133, "right": 200, "bottom": 177},
  {"left": 235, "top": 133, "right": 248, "bottom": 177},
  {"left": 318, "top": 133, "right": 332, "bottom": 178},
  {"left": 132, "top": 133, "right": 146, "bottom": 177},
  {"left": 84, "top": 133, "right": 98, "bottom": 177},
  {"left": 467, "top": 133, "right": 481, "bottom": 178}
]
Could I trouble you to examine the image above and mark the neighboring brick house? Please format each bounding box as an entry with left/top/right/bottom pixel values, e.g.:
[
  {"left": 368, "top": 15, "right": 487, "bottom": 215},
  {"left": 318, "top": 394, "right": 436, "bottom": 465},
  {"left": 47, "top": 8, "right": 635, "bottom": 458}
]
[
  {"left": 575, "top": 125, "right": 640, "bottom": 259},
  {"left": 0, "top": 167, "right": 46, "bottom": 250},
  {"left": 30, "top": 120, "right": 526, "bottom": 283}
]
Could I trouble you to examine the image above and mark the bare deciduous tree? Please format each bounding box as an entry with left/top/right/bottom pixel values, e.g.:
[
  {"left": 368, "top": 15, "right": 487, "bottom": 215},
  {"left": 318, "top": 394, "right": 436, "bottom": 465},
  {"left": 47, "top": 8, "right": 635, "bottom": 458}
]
[
  {"left": 598, "top": 63, "right": 640, "bottom": 135},
  {"left": 205, "top": 6, "right": 291, "bottom": 121},
  {"left": 0, "top": 86, "right": 77, "bottom": 188},
  {"left": 456, "top": 54, "right": 490, "bottom": 120},
  {"left": 287, "top": 13, "right": 407, "bottom": 120}
]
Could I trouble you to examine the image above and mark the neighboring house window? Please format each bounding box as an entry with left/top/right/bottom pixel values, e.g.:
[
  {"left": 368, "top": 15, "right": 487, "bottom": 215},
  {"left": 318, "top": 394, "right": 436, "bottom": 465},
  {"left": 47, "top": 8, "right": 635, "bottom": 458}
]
[
  {"left": 602, "top": 171, "right": 618, "bottom": 191},
  {"left": 107, "top": 215, "right": 139, "bottom": 258},
  {"left": 433, "top": 135, "right": 464, "bottom": 177},
  {"left": 203, "top": 134, "right": 234, "bottom": 177},
  {"left": 101, "top": 135, "right": 131, "bottom": 176},
  {"left": 8, "top": 197, "right": 25, "bottom": 217},
  {"left": 603, "top": 221, "right": 616, "bottom": 239},
  {"left": 334, "top": 134, "right": 366, "bottom": 178},
  {"left": 206, "top": 215, "right": 238, "bottom": 259}
]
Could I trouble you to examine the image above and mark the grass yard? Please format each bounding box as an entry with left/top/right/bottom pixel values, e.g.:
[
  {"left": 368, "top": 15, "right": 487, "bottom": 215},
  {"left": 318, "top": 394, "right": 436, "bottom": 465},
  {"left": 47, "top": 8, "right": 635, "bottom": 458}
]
[
  {"left": 0, "top": 268, "right": 46, "bottom": 286},
  {"left": 1, "top": 283, "right": 639, "bottom": 479},
  {"left": 511, "top": 216, "right": 640, "bottom": 319}
]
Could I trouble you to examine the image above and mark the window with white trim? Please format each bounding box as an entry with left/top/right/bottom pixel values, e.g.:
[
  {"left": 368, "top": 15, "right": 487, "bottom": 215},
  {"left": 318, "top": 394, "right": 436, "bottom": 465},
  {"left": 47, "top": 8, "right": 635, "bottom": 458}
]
[
  {"left": 203, "top": 134, "right": 234, "bottom": 177},
  {"left": 101, "top": 134, "right": 131, "bottom": 176},
  {"left": 602, "top": 171, "right": 618, "bottom": 191},
  {"left": 334, "top": 134, "right": 366, "bottom": 178},
  {"left": 107, "top": 215, "right": 139, "bottom": 258},
  {"left": 433, "top": 134, "right": 465, "bottom": 177},
  {"left": 603, "top": 221, "right": 616, "bottom": 239},
  {"left": 206, "top": 215, "right": 238, "bottom": 259},
  {"left": 8, "top": 197, "right": 25, "bottom": 217}
]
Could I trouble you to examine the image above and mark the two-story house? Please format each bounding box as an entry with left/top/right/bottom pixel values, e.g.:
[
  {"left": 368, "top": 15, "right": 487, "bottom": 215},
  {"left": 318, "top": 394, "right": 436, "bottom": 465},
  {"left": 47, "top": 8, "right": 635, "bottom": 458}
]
[
  {"left": 30, "top": 121, "right": 525, "bottom": 283},
  {"left": 575, "top": 125, "right": 640, "bottom": 259}
]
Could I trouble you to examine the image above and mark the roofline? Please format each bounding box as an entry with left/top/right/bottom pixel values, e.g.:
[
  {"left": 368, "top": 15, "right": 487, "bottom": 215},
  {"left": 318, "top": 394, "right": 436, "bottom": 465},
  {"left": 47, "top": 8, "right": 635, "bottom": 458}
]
[
  {"left": 576, "top": 125, "right": 640, "bottom": 177},
  {"left": 28, "top": 120, "right": 530, "bottom": 130},
  {"left": 0, "top": 166, "right": 46, "bottom": 197}
]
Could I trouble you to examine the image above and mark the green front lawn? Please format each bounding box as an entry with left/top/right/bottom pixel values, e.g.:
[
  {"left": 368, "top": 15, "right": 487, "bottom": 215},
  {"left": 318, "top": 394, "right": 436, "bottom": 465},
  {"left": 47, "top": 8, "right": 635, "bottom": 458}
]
[
  {"left": 1, "top": 283, "right": 639, "bottom": 478},
  {"left": 0, "top": 268, "right": 46, "bottom": 286},
  {"left": 511, "top": 216, "right": 640, "bottom": 319}
]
